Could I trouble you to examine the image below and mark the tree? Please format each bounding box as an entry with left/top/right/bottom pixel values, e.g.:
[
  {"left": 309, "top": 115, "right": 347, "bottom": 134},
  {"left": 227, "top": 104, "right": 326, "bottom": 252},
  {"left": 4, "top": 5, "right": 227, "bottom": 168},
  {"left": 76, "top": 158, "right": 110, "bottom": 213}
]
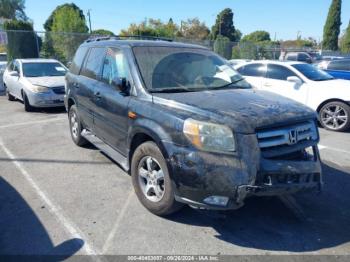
[
  {"left": 91, "top": 29, "right": 114, "bottom": 36},
  {"left": 211, "top": 8, "right": 239, "bottom": 41},
  {"left": 242, "top": 31, "right": 271, "bottom": 43},
  {"left": 0, "top": 0, "right": 27, "bottom": 20},
  {"left": 120, "top": 18, "right": 178, "bottom": 38},
  {"left": 43, "top": 3, "right": 88, "bottom": 63},
  {"left": 4, "top": 20, "right": 39, "bottom": 60},
  {"left": 340, "top": 21, "right": 350, "bottom": 53},
  {"left": 178, "top": 18, "right": 209, "bottom": 40},
  {"left": 323, "top": 0, "right": 342, "bottom": 51}
]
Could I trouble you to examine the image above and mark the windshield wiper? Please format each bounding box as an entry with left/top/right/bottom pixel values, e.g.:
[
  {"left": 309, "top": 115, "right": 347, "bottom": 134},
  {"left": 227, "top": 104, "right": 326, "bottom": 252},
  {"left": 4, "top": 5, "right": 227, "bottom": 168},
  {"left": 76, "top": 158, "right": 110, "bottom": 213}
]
[
  {"left": 149, "top": 87, "right": 194, "bottom": 93},
  {"left": 212, "top": 78, "right": 246, "bottom": 90}
]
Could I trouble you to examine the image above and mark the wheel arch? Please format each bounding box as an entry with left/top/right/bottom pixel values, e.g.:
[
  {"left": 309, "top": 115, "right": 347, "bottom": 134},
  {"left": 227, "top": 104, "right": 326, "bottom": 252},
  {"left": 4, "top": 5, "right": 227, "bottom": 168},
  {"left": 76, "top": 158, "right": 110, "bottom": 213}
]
[
  {"left": 316, "top": 98, "right": 349, "bottom": 113},
  {"left": 128, "top": 125, "right": 171, "bottom": 171}
]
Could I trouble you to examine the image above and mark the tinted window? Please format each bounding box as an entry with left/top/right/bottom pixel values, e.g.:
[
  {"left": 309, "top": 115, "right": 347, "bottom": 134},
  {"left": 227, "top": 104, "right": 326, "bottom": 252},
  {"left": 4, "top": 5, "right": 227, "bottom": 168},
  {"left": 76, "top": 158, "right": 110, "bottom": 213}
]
[
  {"left": 266, "top": 64, "right": 297, "bottom": 80},
  {"left": 286, "top": 54, "right": 297, "bottom": 61},
  {"left": 292, "top": 64, "right": 334, "bottom": 81},
  {"left": 102, "top": 48, "right": 130, "bottom": 85},
  {"left": 237, "top": 63, "right": 265, "bottom": 77},
  {"left": 298, "top": 53, "right": 310, "bottom": 61},
  {"left": 70, "top": 47, "right": 88, "bottom": 75},
  {"left": 0, "top": 54, "right": 7, "bottom": 62},
  {"left": 81, "top": 47, "right": 105, "bottom": 79},
  {"left": 328, "top": 60, "right": 350, "bottom": 71}
]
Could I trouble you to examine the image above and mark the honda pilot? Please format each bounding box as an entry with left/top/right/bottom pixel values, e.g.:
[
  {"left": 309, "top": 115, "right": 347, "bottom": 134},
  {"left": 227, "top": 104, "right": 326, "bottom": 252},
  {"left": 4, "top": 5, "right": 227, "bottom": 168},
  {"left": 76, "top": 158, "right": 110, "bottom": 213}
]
[{"left": 65, "top": 38, "right": 322, "bottom": 216}]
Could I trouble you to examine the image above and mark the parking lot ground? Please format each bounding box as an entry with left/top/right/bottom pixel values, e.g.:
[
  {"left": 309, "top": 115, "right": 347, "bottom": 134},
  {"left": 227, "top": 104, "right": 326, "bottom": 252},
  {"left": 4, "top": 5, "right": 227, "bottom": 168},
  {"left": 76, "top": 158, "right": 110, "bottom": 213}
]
[{"left": 1, "top": 95, "right": 350, "bottom": 259}]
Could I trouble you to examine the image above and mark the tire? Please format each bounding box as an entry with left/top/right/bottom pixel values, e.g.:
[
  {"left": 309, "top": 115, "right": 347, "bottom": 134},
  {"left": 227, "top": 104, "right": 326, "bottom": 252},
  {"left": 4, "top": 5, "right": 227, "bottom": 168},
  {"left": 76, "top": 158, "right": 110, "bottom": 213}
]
[
  {"left": 131, "top": 141, "right": 183, "bottom": 216},
  {"left": 319, "top": 101, "right": 350, "bottom": 132},
  {"left": 6, "top": 87, "right": 15, "bottom": 101},
  {"left": 68, "top": 105, "right": 88, "bottom": 146},
  {"left": 23, "top": 92, "right": 34, "bottom": 112}
]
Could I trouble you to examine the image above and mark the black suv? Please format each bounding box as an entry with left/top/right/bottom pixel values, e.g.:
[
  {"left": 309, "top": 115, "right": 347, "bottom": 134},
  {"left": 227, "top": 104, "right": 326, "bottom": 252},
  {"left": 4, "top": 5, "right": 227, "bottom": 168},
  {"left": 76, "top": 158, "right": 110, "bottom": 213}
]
[{"left": 65, "top": 38, "right": 322, "bottom": 216}]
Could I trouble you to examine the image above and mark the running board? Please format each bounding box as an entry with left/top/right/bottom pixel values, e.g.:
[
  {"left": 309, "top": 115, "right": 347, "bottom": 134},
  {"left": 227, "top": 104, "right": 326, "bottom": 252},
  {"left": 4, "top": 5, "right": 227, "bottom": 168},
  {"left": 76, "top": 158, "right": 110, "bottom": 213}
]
[{"left": 81, "top": 129, "right": 129, "bottom": 171}]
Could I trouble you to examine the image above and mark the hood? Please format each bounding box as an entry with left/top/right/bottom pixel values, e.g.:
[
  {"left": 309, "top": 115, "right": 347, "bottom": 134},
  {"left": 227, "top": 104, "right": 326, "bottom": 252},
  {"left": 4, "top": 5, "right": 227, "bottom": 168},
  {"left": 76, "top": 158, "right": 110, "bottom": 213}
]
[
  {"left": 26, "top": 76, "right": 65, "bottom": 88},
  {"left": 153, "top": 89, "right": 316, "bottom": 134}
]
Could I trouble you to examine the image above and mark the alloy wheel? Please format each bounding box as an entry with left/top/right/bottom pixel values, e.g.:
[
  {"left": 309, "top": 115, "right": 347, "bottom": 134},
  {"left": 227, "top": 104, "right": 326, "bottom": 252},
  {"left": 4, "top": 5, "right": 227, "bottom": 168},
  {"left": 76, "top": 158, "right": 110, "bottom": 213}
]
[
  {"left": 138, "top": 156, "right": 165, "bottom": 202},
  {"left": 321, "top": 104, "right": 348, "bottom": 130}
]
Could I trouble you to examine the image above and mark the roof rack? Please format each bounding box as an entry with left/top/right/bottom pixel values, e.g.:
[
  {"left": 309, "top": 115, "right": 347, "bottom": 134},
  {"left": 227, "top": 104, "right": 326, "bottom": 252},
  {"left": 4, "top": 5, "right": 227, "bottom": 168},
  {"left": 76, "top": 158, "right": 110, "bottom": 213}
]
[{"left": 84, "top": 35, "right": 173, "bottom": 43}]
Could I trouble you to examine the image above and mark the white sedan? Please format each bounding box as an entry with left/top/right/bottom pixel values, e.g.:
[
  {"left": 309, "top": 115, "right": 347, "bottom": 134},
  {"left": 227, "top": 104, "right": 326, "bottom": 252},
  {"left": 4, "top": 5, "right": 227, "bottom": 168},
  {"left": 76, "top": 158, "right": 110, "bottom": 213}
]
[
  {"left": 3, "top": 58, "right": 67, "bottom": 112},
  {"left": 235, "top": 61, "right": 350, "bottom": 132}
]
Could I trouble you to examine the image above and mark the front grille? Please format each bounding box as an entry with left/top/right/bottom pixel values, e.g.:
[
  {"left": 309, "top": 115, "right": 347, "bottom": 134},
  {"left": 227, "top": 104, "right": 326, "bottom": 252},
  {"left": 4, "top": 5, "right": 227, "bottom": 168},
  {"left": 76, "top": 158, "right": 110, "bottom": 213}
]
[
  {"left": 52, "top": 86, "right": 65, "bottom": 95},
  {"left": 257, "top": 121, "right": 318, "bottom": 158}
]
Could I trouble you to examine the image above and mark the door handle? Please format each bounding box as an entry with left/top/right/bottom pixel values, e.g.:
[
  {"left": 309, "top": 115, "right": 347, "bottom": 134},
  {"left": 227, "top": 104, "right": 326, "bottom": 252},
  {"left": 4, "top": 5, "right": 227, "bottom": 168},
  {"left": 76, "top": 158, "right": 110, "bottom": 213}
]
[
  {"left": 73, "top": 82, "right": 79, "bottom": 88},
  {"left": 263, "top": 83, "right": 272, "bottom": 87}
]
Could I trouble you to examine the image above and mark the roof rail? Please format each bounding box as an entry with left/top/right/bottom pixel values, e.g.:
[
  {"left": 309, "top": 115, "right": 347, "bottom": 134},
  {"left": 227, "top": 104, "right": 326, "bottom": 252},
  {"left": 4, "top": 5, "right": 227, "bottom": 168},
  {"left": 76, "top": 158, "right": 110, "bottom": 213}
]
[{"left": 85, "top": 35, "right": 173, "bottom": 43}]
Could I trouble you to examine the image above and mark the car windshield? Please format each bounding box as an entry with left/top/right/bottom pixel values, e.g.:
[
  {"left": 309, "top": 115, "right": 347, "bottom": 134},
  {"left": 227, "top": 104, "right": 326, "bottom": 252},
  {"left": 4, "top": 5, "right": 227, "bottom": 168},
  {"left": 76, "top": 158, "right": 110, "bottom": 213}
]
[
  {"left": 22, "top": 62, "right": 67, "bottom": 77},
  {"left": 132, "top": 46, "right": 251, "bottom": 93},
  {"left": 292, "top": 63, "right": 334, "bottom": 81},
  {"left": 0, "top": 54, "right": 7, "bottom": 62}
]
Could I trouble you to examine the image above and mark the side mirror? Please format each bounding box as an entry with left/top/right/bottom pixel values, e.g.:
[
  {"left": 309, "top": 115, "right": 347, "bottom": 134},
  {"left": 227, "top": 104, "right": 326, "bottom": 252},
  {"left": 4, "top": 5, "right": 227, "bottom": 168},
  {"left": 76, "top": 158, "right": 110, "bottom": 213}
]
[
  {"left": 9, "top": 71, "right": 19, "bottom": 77},
  {"left": 287, "top": 76, "right": 303, "bottom": 85},
  {"left": 112, "top": 77, "right": 129, "bottom": 95}
]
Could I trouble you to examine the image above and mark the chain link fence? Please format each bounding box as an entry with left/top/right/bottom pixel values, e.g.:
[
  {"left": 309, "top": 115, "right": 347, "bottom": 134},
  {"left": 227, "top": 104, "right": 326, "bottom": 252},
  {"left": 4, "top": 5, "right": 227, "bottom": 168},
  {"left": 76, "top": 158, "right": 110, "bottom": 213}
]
[{"left": 0, "top": 29, "right": 345, "bottom": 65}]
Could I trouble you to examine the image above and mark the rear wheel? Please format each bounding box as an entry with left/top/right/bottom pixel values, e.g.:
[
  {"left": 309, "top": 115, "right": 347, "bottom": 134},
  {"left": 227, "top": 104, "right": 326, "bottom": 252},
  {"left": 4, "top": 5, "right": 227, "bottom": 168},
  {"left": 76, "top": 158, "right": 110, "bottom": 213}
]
[
  {"left": 69, "top": 105, "right": 88, "bottom": 146},
  {"left": 319, "top": 101, "right": 350, "bottom": 132},
  {"left": 23, "top": 92, "right": 34, "bottom": 112},
  {"left": 131, "top": 141, "right": 183, "bottom": 216}
]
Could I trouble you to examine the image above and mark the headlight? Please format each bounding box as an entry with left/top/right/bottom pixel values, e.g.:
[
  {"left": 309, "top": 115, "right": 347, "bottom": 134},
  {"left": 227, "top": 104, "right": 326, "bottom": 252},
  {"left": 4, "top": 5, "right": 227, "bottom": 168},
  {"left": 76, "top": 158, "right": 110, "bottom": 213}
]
[
  {"left": 183, "top": 119, "right": 236, "bottom": 153},
  {"left": 31, "top": 85, "right": 50, "bottom": 93}
]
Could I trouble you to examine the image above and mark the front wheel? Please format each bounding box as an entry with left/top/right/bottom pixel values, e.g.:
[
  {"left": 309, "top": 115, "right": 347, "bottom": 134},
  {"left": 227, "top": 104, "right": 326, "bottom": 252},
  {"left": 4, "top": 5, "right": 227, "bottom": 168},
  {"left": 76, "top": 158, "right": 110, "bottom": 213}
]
[
  {"left": 23, "top": 92, "right": 34, "bottom": 112},
  {"left": 319, "top": 101, "right": 350, "bottom": 132},
  {"left": 131, "top": 141, "right": 183, "bottom": 216}
]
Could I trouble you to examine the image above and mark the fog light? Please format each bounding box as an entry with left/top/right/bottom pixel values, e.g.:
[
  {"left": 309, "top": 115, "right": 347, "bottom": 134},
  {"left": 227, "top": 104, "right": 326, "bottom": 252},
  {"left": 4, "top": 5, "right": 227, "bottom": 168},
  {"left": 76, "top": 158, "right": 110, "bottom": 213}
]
[{"left": 203, "top": 196, "right": 229, "bottom": 206}]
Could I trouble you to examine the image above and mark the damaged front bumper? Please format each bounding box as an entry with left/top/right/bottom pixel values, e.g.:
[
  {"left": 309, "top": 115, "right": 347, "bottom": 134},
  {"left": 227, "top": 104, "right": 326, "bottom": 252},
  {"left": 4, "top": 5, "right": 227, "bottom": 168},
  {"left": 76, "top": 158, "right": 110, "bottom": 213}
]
[{"left": 164, "top": 133, "right": 322, "bottom": 211}]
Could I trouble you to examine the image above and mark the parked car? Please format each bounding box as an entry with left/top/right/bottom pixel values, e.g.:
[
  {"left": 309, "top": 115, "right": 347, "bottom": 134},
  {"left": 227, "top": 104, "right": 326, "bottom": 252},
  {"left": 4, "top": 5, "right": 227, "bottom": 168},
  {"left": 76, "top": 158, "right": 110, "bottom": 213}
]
[
  {"left": 3, "top": 58, "right": 68, "bottom": 111},
  {"left": 317, "top": 59, "right": 350, "bottom": 80},
  {"left": 65, "top": 38, "right": 322, "bottom": 216},
  {"left": 235, "top": 61, "right": 350, "bottom": 131},
  {"left": 228, "top": 59, "right": 251, "bottom": 67},
  {"left": 0, "top": 53, "right": 7, "bottom": 93},
  {"left": 280, "top": 51, "right": 322, "bottom": 64}
]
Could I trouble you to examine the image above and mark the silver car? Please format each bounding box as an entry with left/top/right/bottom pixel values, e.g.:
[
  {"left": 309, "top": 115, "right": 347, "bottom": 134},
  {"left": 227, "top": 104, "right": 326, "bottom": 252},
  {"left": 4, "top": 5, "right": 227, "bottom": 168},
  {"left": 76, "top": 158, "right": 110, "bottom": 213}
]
[{"left": 3, "top": 58, "right": 67, "bottom": 111}]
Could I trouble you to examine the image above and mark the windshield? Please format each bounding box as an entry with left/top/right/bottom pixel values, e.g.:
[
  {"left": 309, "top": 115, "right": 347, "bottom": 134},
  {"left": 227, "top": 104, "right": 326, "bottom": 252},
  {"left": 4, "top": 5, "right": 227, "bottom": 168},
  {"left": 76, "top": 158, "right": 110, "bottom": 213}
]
[
  {"left": 22, "top": 62, "right": 67, "bottom": 77},
  {"left": 0, "top": 54, "right": 7, "bottom": 62},
  {"left": 292, "top": 64, "right": 334, "bottom": 81},
  {"left": 132, "top": 46, "right": 251, "bottom": 92}
]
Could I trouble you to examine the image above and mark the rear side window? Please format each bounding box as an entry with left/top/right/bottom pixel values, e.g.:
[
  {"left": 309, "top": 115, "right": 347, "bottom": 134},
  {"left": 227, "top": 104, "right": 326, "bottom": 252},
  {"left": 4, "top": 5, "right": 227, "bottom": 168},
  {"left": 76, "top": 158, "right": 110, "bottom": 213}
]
[
  {"left": 70, "top": 47, "right": 88, "bottom": 75},
  {"left": 237, "top": 63, "right": 265, "bottom": 77},
  {"left": 80, "top": 47, "right": 106, "bottom": 79},
  {"left": 298, "top": 53, "right": 310, "bottom": 61},
  {"left": 286, "top": 54, "right": 297, "bottom": 61},
  {"left": 328, "top": 60, "right": 350, "bottom": 71},
  {"left": 266, "top": 64, "right": 297, "bottom": 80}
]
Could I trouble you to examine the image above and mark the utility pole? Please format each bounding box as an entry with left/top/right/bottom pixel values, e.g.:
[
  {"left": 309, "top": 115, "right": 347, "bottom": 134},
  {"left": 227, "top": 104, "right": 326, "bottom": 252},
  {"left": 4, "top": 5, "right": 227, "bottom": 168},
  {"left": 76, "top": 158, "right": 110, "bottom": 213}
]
[{"left": 87, "top": 9, "right": 92, "bottom": 33}]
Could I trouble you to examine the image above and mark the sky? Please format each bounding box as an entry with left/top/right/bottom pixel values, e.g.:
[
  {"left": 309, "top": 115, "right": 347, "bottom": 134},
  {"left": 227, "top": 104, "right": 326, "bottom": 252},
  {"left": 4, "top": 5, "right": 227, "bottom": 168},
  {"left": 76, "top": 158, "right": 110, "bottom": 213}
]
[{"left": 25, "top": 0, "right": 350, "bottom": 41}]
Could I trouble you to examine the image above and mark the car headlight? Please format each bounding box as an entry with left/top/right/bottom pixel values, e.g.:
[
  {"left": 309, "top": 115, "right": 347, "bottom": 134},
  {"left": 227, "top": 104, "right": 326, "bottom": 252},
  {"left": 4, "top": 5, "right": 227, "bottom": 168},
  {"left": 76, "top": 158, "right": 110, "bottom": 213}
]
[
  {"left": 31, "top": 85, "right": 50, "bottom": 93},
  {"left": 183, "top": 118, "right": 236, "bottom": 153}
]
